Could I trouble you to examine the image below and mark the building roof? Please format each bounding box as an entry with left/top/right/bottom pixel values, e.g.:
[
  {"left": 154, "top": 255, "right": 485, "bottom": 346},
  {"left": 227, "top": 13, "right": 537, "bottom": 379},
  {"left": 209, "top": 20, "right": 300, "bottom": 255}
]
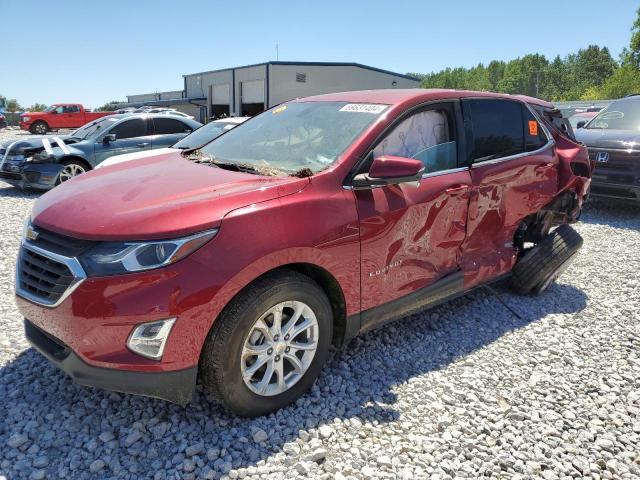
[{"left": 183, "top": 61, "right": 421, "bottom": 82}]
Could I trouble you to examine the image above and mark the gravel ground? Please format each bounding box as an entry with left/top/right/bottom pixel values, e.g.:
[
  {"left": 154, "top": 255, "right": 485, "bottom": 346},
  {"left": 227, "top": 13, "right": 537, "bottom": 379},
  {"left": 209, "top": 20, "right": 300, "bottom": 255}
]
[{"left": 0, "top": 128, "right": 639, "bottom": 479}]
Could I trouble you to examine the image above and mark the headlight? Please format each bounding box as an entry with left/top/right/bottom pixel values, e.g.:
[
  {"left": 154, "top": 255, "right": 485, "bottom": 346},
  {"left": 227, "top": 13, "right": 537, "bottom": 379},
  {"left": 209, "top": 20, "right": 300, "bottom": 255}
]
[
  {"left": 22, "top": 117, "right": 30, "bottom": 122},
  {"left": 127, "top": 318, "right": 176, "bottom": 360},
  {"left": 79, "top": 229, "right": 218, "bottom": 276}
]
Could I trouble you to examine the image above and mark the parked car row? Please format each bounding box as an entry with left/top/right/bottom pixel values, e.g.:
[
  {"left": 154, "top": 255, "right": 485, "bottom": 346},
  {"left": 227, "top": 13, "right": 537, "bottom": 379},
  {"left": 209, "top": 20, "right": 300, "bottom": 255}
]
[{"left": 15, "top": 88, "right": 595, "bottom": 416}]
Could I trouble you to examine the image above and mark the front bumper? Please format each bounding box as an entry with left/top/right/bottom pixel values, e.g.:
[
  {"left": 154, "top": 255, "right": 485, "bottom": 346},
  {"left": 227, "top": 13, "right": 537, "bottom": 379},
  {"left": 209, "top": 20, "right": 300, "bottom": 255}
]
[
  {"left": 25, "top": 319, "right": 196, "bottom": 404},
  {"left": 19, "top": 122, "right": 31, "bottom": 131},
  {"left": 0, "top": 162, "right": 63, "bottom": 190}
]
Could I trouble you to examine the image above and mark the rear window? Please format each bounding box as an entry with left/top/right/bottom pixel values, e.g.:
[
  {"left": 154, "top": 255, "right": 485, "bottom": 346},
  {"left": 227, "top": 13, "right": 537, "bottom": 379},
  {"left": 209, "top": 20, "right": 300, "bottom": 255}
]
[
  {"left": 464, "top": 99, "right": 524, "bottom": 162},
  {"left": 153, "top": 118, "right": 192, "bottom": 135}
]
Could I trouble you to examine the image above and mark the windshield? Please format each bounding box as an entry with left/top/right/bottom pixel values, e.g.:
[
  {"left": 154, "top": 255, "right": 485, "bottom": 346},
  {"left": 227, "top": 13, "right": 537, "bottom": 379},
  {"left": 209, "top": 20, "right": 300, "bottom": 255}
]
[
  {"left": 174, "top": 122, "right": 234, "bottom": 149},
  {"left": 199, "top": 101, "right": 387, "bottom": 175},
  {"left": 587, "top": 98, "right": 640, "bottom": 130},
  {"left": 71, "top": 117, "right": 119, "bottom": 139}
]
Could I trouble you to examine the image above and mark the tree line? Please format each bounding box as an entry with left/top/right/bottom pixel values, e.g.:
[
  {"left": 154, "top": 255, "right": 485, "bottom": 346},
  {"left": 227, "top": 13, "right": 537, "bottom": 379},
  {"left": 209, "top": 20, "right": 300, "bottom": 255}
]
[{"left": 408, "top": 8, "right": 640, "bottom": 101}]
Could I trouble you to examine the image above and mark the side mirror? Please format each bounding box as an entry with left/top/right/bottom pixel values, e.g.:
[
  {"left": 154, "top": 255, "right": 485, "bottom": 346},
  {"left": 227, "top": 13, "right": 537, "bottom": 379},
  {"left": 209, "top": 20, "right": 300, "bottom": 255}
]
[
  {"left": 352, "top": 155, "right": 425, "bottom": 189},
  {"left": 103, "top": 133, "right": 116, "bottom": 143},
  {"left": 50, "top": 110, "right": 58, "bottom": 114},
  {"left": 576, "top": 121, "right": 586, "bottom": 129}
]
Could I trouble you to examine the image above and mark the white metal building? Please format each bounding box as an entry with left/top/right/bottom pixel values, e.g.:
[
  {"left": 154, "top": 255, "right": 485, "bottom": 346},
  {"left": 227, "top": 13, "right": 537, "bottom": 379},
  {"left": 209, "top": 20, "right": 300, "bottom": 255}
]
[{"left": 125, "top": 61, "right": 420, "bottom": 122}]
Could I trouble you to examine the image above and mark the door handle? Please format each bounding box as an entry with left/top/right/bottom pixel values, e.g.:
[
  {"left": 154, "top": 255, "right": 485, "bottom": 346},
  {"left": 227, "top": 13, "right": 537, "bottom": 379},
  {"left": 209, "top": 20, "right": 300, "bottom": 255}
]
[
  {"left": 137, "top": 142, "right": 150, "bottom": 147},
  {"left": 445, "top": 184, "right": 469, "bottom": 194}
]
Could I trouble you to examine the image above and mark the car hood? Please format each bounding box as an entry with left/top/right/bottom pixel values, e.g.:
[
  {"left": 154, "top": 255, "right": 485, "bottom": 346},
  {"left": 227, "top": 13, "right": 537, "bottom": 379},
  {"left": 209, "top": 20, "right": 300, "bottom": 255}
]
[
  {"left": 575, "top": 128, "right": 640, "bottom": 150},
  {"left": 31, "top": 150, "right": 310, "bottom": 240},
  {"left": 21, "top": 111, "right": 45, "bottom": 119},
  {"left": 0, "top": 134, "right": 72, "bottom": 150}
]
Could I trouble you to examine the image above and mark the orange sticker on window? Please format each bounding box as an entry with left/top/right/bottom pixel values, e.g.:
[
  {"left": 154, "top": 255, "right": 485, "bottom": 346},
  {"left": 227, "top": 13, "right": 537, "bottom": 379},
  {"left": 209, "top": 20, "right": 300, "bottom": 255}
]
[{"left": 528, "top": 120, "right": 538, "bottom": 136}]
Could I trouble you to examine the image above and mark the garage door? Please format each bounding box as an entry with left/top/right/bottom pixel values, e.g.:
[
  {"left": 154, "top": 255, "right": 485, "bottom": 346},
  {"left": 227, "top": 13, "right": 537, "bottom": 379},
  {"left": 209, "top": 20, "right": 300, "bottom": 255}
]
[
  {"left": 212, "top": 84, "right": 230, "bottom": 104},
  {"left": 241, "top": 80, "right": 264, "bottom": 103}
]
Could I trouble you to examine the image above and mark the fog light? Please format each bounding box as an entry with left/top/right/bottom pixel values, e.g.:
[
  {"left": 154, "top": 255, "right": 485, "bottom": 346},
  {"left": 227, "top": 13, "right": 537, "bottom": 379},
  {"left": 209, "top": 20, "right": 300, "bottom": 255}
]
[{"left": 127, "top": 318, "right": 176, "bottom": 360}]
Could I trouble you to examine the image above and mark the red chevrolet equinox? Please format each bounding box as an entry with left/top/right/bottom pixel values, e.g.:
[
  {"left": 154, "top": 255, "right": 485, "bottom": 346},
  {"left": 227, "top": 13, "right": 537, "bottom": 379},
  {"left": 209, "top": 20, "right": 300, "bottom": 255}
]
[{"left": 16, "top": 90, "right": 591, "bottom": 416}]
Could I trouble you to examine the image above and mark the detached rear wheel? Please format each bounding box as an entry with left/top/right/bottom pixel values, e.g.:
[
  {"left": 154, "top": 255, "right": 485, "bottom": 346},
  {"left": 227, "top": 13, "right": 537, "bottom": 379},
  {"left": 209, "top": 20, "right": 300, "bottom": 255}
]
[
  {"left": 510, "top": 224, "right": 583, "bottom": 295},
  {"left": 57, "top": 159, "right": 88, "bottom": 184},
  {"left": 200, "top": 270, "right": 333, "bottom": 417}
]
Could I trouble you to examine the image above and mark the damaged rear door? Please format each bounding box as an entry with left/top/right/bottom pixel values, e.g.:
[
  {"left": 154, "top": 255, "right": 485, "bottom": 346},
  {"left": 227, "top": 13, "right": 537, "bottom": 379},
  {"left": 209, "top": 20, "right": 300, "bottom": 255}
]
[{"left": 460, "top": 98, "right": 558, "bottom": 288}]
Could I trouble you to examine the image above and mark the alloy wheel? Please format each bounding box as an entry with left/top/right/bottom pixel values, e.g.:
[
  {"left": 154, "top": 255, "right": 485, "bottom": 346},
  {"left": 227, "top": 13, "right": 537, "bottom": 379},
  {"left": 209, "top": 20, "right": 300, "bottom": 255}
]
[
  {"left": 58, "top": 163, "right": 86, "bottom": 182},
  {"left": 241, "top": 301, "right": 319, "bottom": 396}
]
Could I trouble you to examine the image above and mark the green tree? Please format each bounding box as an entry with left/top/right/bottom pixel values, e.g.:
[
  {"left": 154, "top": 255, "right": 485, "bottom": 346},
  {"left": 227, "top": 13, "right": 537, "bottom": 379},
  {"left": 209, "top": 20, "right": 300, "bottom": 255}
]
[
  {"left": 498, "top": 54, "right": 548, "bottom": 97},
  {"left": 97, "top": 101, "right": 120, "bottom": 111},
  {"left": 5, "top": 99, "right": 22, "bottom": 113},
  {"left": 622, "top": 7, "right": 640, "bottom": 67},
  {"left": 541, "top": 56, "right": 571, "bottom": 101},
  {"left": 571, "top": 45, "right": 617, "bottom": 93},
  {"left": 27, "top": 103, "right": 47, "bottom": 112},
  {"left": 588, "top": 65, "right": 640, "bottom": 99}
]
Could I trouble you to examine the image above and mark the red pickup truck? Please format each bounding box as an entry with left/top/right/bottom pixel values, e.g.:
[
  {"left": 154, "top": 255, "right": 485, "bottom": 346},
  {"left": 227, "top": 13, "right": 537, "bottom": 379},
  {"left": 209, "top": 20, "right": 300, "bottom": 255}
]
[{"left": 19, "top": 104, "right": 114, "bottom": 135}]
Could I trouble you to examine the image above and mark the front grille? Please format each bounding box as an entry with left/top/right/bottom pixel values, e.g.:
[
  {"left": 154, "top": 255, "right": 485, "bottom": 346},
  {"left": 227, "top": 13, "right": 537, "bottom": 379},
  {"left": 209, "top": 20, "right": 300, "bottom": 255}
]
[
  {"left": 16, "top": 226, "right": 90, "bottom": 306},
  {"left": 28, "top": 224, "right": 95, "bottom": 257},
  {"left": 18, "top": 248, "right": 75, "bottom": 303}
]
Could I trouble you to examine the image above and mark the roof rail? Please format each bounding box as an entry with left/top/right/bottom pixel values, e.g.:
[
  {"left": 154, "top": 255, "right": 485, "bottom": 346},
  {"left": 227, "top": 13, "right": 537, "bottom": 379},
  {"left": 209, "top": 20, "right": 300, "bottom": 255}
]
[{"left": 624, "top": 93, "right": 640, "bottom": 97}]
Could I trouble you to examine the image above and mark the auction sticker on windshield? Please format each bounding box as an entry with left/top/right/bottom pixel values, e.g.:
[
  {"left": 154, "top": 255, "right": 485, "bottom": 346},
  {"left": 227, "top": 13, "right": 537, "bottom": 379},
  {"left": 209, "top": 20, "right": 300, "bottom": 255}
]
[{"left": 339, "top": 104, "right": 388, "bottom": 114}]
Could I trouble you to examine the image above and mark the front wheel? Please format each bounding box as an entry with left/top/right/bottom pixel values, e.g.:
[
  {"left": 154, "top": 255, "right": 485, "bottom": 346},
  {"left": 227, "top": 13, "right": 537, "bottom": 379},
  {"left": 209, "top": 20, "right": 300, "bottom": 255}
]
[
  {"left": 510, "top": 224, "right": 583, "bottom": 295},
  {"left": 57, "top": 159, "right": 88, "bottom": 184},
  {"left": 30, "top": 121, "right": 48, "bottom": 135},
  {"left": 200, "top": 270, "right": 333, "bottom": 417}
]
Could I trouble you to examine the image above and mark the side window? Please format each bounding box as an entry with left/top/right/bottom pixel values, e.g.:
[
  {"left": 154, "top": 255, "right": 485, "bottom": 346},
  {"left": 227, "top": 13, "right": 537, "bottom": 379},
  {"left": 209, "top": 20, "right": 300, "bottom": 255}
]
[
  {"left": 153, "top": 118, "right": 192, "bottom": 134},
  {"left": 464, "top": 99, "right": 524, "bottom": 162},
  {"left": 110, "top": 118, "right": 147, "bottom": 139},
  {"left": 523, "top": 106, "right": 548, "bottom": 151},
  {"left": 63, "top": 105, "right": 80, "bottom": 113},
  {"left": 373, "top": 106, "right": 457, "bottom": 174},
  {"left": 54, "top": 106, "right": 65, "bottom": 114}
]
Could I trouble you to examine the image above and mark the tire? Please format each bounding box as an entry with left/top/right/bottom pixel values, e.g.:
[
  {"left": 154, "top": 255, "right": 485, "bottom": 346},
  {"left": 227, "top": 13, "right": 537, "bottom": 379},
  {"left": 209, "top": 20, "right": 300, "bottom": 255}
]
[
  {"left": 200, "top": 270, "right": 333, "bottom": 417},
  {"left": 510, "top": 224, "right": 583, "bottom": 295},
  {"left": 56, "top": 159, "right": 89, "bottom": 184},
  {"left": 30, "top": 121, "right": 48, "bottom": 135}
]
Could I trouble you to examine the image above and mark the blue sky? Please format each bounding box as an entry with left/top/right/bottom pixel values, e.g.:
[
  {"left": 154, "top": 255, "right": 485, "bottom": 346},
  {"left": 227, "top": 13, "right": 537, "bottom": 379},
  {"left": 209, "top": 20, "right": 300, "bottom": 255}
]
[{"left": 1, "top": 0, "right": 637, "bottom": 108}]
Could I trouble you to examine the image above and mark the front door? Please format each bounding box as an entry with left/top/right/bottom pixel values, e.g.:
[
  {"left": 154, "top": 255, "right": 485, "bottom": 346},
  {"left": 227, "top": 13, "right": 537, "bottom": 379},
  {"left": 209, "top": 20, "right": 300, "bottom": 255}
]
[
  {"left": 94, "top": 117, "right": 153, "bottom": 165},
  {"left": 459, "top": 98, "right": 559, "bottom": 287},
  {"left": 353, "top": 102, "right": 472, "bottom": 312}
]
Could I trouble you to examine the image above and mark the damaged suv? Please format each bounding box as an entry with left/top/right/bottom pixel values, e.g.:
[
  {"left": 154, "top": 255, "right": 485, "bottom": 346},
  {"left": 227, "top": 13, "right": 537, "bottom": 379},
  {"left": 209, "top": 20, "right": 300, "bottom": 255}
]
[
  {"left": 0, "top": 113, "right": 201, "bottom": 190},
  {"left": 17, "top": 90, "right": 591, "bottom": 416}
]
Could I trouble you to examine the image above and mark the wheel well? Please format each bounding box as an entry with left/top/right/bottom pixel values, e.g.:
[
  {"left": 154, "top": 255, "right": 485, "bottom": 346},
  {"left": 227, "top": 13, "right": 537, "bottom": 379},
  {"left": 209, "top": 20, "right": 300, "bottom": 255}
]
[
  {"left": 62, "top": 156, "right": 92, "bottom": 171},
  {"left": 514, "top": 191, "right": 580, "bottom": 250},
  {"left": 239, "top": 263, "right": 348, "bottom": 348}
]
